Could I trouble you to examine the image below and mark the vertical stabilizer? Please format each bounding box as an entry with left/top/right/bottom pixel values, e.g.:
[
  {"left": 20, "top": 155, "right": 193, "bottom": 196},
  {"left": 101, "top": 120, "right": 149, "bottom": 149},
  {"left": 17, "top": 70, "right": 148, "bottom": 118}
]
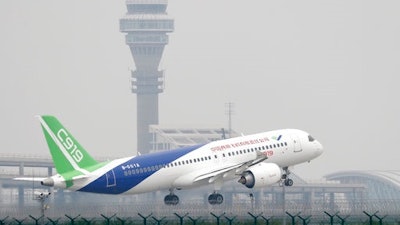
[{"left": 38, "top": 115, "right": 99, "bottom": 175}]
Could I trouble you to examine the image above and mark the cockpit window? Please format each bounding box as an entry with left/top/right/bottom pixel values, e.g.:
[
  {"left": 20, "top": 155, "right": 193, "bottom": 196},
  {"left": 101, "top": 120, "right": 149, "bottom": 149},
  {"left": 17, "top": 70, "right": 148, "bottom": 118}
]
[{"left": 308, "top": 135, "right": 315, "bottom": 142}]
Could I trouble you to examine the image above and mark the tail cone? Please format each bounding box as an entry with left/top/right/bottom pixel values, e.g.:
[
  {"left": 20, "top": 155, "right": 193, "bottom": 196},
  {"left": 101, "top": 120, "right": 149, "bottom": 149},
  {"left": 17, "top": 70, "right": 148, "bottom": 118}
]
[{"left": 41, "top": 178, "right": 54, "bottom": 187}]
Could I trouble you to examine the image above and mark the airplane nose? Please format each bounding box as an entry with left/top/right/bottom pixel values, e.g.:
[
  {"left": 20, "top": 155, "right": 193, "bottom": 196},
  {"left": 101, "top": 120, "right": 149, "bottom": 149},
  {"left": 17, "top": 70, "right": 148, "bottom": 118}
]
[{"left": 315, "top": 140, "right": 323, "bottom": 156}]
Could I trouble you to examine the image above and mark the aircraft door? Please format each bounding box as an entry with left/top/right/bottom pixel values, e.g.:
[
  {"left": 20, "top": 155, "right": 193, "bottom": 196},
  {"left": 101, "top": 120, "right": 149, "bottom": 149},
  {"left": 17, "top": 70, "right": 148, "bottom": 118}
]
[
  {"left": 106, "top": 170, "right": 116, "bottom": 187},
  {"left": 292, "top": 135, "right": 302, "bottom": 153}
]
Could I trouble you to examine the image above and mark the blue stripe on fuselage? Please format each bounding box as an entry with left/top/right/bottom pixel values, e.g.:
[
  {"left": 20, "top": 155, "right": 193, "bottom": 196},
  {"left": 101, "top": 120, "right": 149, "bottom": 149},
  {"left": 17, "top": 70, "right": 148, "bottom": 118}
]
[{"left": 78, "top": 144, "right": 205, "bottom": 194}]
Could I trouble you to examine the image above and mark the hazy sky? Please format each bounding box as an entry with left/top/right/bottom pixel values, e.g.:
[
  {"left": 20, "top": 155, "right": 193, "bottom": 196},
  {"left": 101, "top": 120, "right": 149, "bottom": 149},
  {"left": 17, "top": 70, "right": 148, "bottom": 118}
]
[{"left": 0, "top": 0, "right": 399, "bottom": 179}]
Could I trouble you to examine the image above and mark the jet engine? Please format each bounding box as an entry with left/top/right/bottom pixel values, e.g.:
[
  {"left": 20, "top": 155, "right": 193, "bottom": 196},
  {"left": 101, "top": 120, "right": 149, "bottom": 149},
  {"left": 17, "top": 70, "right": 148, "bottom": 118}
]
[{"left": 238, "top": 163, "right": 282, "bottom": 188}]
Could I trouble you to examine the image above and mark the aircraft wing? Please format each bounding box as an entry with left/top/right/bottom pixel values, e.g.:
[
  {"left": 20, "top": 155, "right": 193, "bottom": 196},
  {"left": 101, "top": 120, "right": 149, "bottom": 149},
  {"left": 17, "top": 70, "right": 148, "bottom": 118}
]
[
  {"left": 193, "top": 151, "right": 268, "bottom": 183},
  {"left": 193, "top": 164, "right": 242, "bottom": 182}
]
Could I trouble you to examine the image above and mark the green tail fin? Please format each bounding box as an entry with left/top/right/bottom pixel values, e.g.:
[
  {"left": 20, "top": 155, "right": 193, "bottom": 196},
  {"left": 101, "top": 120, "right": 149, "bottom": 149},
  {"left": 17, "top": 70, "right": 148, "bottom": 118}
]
[{"left": 38, "top": 115, "right": 99, "bottom": 175}]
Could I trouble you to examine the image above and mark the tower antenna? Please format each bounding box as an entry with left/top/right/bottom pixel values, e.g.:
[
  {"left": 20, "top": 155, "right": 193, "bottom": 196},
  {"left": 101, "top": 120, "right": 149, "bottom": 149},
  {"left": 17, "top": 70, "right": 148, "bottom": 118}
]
[{"left": 225, "top": 102, "right": 235, "bottom": 138}]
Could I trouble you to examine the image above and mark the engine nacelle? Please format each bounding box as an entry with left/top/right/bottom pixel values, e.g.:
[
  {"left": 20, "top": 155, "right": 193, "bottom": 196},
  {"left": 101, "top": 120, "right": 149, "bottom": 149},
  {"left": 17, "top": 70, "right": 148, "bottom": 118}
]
[{"left": 238, "top": 163, "right": 282, "bottom": 188}]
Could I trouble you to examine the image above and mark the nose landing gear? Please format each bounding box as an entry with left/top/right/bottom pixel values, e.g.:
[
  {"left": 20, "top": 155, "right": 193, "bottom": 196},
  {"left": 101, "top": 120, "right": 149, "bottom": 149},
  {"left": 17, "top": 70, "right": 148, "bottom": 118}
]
[
  {"left": 284, "top": 178, "right": 294, "bottom": 186},
  {"left": 282, "top": 167, "right": 294, "bottom": 186}
]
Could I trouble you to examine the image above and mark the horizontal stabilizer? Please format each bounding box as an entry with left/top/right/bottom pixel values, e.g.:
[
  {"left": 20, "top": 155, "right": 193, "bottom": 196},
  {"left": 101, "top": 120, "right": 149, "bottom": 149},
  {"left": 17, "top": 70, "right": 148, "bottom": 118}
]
[{"left": 13, "top": 177, "right": 46, "bottom": 182}]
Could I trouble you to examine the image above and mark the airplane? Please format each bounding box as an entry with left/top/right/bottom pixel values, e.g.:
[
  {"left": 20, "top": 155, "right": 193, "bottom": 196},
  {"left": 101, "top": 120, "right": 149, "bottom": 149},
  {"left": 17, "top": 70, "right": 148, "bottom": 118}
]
[{"left": 16, "top": 115, "right": 323, "bottom": 205}]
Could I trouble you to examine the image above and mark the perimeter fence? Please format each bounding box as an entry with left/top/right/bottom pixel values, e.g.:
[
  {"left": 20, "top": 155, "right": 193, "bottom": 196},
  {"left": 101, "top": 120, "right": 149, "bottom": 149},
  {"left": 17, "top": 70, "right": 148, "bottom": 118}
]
[
  {"left": 0, "top": 211, "right": 400, "bottom": 225},
  {"left": 1, "top": 199, "right": 400, "bottom": 224}
]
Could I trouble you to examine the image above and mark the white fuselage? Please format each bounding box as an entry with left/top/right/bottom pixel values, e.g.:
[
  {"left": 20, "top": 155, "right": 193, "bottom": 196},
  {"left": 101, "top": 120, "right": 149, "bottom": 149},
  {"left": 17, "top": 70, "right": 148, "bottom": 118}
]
[{"left": 60, "top": 129, "right": 323, "bottom": 195}]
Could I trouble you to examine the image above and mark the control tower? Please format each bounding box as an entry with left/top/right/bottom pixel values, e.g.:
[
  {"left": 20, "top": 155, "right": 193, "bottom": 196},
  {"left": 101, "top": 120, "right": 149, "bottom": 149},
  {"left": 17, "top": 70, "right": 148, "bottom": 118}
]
[{"left": 120, "top": 0, "right": 174, "bottom": 153}]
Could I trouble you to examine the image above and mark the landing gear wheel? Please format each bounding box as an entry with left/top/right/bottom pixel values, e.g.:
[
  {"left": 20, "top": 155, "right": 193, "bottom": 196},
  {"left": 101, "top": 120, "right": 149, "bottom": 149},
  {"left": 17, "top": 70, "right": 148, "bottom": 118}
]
[
  {"left": 282, "top": 167, "right": 294, "bottom": 186},
  {"left": 164, "top": 194, "right": 179, "bottom": 205},
  {"left": 284, "top": 178, "right": 293, "bottom": 186},
  {"left": 208, "top": 193, "right": 224, "bottom": 205}
]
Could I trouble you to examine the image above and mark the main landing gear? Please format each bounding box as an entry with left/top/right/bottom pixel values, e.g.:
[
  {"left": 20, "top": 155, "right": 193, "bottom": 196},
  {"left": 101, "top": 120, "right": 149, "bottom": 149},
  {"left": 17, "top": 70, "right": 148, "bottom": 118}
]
[
  {"left": 208, "top": 192, "right": 223, "bottom": 205},
  {"left": 282, "top": 167, "right": 294, "bottom": 187},
  {"left": 164, "top": 189, "right": 224, "bottom": 205},
  {"left": 164, "top": 189, "right": 179, "bottom": 205},
  {"left": 164, "top": 194, "right": 179, "bottom": 205},
  {"left": 164, "top": 192, "right": 223, "bottom": 205}
]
